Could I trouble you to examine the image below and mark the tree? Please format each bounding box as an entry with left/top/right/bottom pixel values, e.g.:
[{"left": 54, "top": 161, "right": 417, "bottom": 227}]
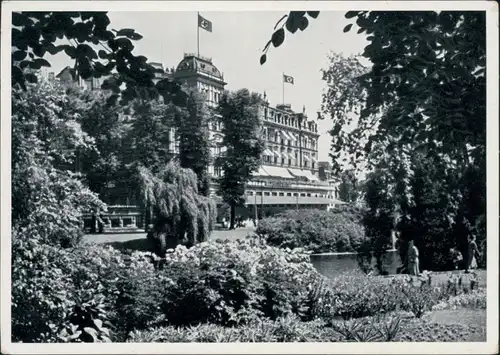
[
  {"left": 12, "top": 11, "right": 188, "bottom": 106},
  {"left": 60, "top": 87, "right": 131, "bottom": 201},
  {"left": 263, "top": 11, "right": 486, "bottom": 270},
  {"left": 173, "top": 88, "right": 212, "bottom": 197},
  {"left": 361, "top": 166, "right": 395, "bottom": 274},
  {"left": 264, "top": 11, "right": 485, "bottom": 173},
  {"left": 337, "top": 170, "right": 360, "bottom": 203},
  {"left": 12, "top": 77, "right": 105, "bottom": 247},
  {"left": 217, "top": 89, "right": 265, "bottom": 229},
  {"left": 136, "top": 162, "right": 216, "bottom": 256}
]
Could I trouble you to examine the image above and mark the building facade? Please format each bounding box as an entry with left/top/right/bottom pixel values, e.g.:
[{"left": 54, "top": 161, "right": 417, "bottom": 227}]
[{"left": 167, "top": 54, "right": 340, "bottom": 218}]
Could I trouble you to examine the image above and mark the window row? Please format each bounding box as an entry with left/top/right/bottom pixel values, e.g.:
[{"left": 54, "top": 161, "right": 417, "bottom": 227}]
[
  {"left": 263, "top": 155, "right": 316, "bottom": 169},
  {"left": 265, "top": 110, "right": 318, "bottom": 133},
  {"left": 246, "top": 191, "right": 327, "bottom": 198},
  {"left": 263, "top": 130, "right": 317, "bottom": 150}
]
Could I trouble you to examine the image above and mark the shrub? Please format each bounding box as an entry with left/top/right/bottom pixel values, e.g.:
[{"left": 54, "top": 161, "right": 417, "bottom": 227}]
[
  {"left": 159, "top": 239, "right": 327, "bottom": 327},
  {"left": 325, "top": 274, "right": 401, "bottom": 319},
  {"left": 112, "top": 251, "right": 167, "bottom": 336},
  {"left": 329, "top": 314, "right": 403, "bottom": 342},
  {"left": 256, "top": 208, "right": 364, "bottom": 254},
  {"left": 127, "top": 315, "right": 342, "bottom": 343},
  {"left": 12, "top": 233, "right": 76, "bottom": 342},
  {"left": 12, "top": 229, "right": 160, "bottom": 343}
]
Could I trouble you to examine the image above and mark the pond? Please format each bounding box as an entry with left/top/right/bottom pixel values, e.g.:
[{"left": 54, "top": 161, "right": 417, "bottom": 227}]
[{"left": 310, "top": 249, "right": 402, "bottom": 278}]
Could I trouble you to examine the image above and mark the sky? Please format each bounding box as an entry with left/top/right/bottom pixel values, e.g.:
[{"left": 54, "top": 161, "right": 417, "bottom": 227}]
[{"left": 45, "top": 11, "right": 369, "bottom": 162}]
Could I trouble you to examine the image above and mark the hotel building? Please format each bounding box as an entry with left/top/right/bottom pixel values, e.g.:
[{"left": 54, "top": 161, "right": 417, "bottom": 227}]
[{"left": 55, "top": 53, "right": 341, "bottom": 230}]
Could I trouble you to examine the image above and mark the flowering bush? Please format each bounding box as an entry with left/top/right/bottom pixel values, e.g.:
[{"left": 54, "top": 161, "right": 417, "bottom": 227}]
[
  {"left": 11, "top": 232, "right": 160, "bottom": 343},
  {"left": 255, "top": 208, "right": 364, "bottom": 254},
  {"left": 159, "top": 239, "right": 326, "bottom": 326}
]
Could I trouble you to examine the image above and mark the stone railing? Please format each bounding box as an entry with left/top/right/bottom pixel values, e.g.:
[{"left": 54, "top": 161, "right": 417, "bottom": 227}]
[{"left": 82, "top": 205, "right": 145, "bottom": 234}]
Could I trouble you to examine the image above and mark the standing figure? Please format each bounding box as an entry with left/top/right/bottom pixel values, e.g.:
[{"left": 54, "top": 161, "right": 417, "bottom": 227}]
[
  {"left": 465, "top": 235, "right": 480, "bottom": 273},
  {"left": 90, "top": 210, "right": 97, "bottom": 234},
  {"left": 407, "top": 240, "right": 420, "bottom": 276},
  {"left": 97, "top": 213, "right": 105, "bottom": 234}
]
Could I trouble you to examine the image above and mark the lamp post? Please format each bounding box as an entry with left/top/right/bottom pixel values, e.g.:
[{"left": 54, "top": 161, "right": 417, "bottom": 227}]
[
  {"left": 260, "top": 180, "right": 264, "bottom": 219},
  {"left": 254, "top": 183, "right": 258, "bottom": 224}
]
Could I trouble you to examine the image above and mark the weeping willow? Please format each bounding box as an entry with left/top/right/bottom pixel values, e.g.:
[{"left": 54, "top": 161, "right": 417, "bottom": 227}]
[{"left": 136, "top": 161, "right": 216, "bottom": 256}]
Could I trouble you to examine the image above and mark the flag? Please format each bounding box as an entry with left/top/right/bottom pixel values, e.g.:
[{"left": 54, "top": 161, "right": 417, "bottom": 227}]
[
  {"left": 198, "top": 14, "right": 213, "bottom": 32},
  {"left": 283, "top": 74, "right": 294, "bottom": 84}
]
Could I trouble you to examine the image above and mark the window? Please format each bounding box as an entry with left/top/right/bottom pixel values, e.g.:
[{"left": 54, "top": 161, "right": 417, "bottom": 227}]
[
  {"left": 293, "top": 193, "right": 299, "bottom": 196},
  {"left": 279, "top": 192, "right": 284, "bottom": 196},
  {"left": 272, "top": 192, "right": 277, "bottom": 196},
  {"left": 286, "top": 192, "right": 292, "bottom": 196},
  {"left": 274, "top": 157, "right": 278, "bottom": 164},
  {"left": 288, "top": 159, "right": 292, "bottom": 166},
  {"left": 256, "top": 192, "right": 262, "bottom": 196},
  {"left": 300, "top": 193, "right": 306, "bottom": 197},
  {"left": 307, "top": 193, "right": 311, "bottom": 197},
  {"left": 246, "top": 191, "right": 254, "bottom": 196},
  {"left": 264, "top": 192, "right": 270, "bottom": 196},
  {"left": 312, "top": 162, "right": 315, "bottom": 169}
]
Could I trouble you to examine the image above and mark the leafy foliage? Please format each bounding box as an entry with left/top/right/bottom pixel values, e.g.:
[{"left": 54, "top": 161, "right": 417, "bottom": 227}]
[
  {"left": 12, "top": 239, "right": 124, "bottom": 342},
  {"left": 136, "top": 162, "right": 216, "bottom": 255},
  {"left": 174, "top": 88, "right": 212, "bottom": 196},
  {"left": 337, "top": 169, "right": 361, "bottom": 203},
  {"left": 123, "top": 100, "right": 176, "bottom": 175},
  {"left": 304, "top": 11, "right": 486, "bottom": 271},
  {"left": 217, "top": 89, "right": 265, "bottom": 228},
  {"left": 12, "top": 11, "right": 188, "bottom": 106},
  {"left": 159, "top": 239, "right": 326, "bottom": 326},
  {"left": 62, "top": 87, "right": 132, "bottom": 201},
  {"left": 128, "top": 315, "right": 341, "bottom": 343},
  {"left": 361, "top": 167, "right": 395, "bottom": 274},
  {"left": 12, "top": 78, "right": 105, "bottom": 247},
  {"left": 256, "top": 208, "right": 365, "bottom": 253},
  {"left": 260, "top": 11, "right": 320, "bottom": 65}
]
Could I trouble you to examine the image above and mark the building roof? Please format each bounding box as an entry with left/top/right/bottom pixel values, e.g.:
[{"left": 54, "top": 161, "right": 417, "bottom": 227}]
[
  {"left": 56, "top": 66, "right": 76, "bottom": 79},
  {"left": 174, "top": 53, "right": 224, "bottom": 81}
]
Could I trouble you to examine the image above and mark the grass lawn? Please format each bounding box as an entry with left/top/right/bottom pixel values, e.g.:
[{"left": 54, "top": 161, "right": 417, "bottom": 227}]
[
  {"left": 83, "top": 226, "right": 257, "bottom": 253},
  {"left": 84, "top": 226, "right": 256, "bottom": 245}
]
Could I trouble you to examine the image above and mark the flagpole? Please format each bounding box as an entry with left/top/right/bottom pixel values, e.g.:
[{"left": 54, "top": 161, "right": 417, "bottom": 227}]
[
  {"left": 282, "top": 72, "right": 285, "bottom": 104},
  {"left": 197, "top": 12, "right": 200, "bottom": 57}
]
